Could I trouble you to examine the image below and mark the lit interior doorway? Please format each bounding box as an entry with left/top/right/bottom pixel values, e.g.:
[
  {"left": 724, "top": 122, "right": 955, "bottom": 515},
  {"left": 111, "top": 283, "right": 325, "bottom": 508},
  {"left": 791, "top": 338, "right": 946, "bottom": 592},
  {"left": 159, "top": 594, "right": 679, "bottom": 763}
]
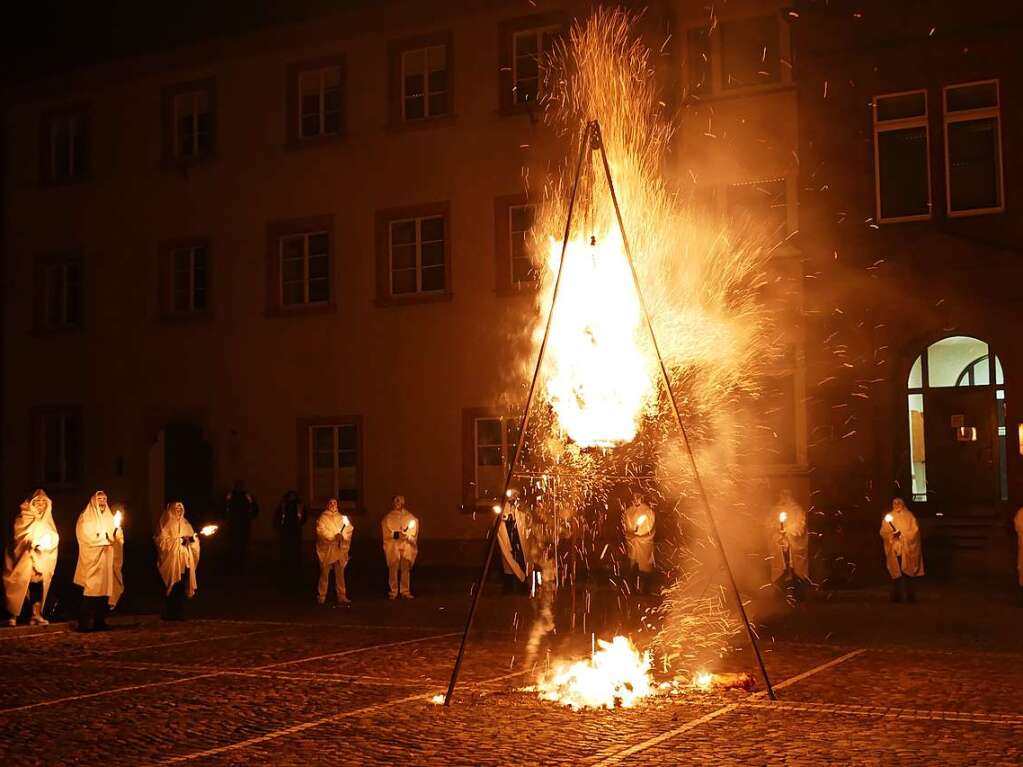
[{"left": 907, "top": 335, "right": 1007, "bottom": 513}]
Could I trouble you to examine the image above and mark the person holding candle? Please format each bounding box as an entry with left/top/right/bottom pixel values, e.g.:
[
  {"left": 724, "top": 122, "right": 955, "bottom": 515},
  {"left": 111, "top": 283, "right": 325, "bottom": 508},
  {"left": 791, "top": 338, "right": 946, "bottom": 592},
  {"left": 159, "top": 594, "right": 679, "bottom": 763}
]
[
  {"left": 880, "top": 497, "right": 924, "bottom": 603},
  {"left": 622, "top": 491, "right": 656, "bottom": 593},
  {"left": 381, "top": 495, "right": 418, "bottom": 600},
  {"left": 4, "top": 489, "right": 59, "bottom": 626},
  {"left": 766, "top": 488, "right": 810, "bottom": 601},
  {"left": 315, "top": 498, "right": 353, "bottom": 605},
  {"left": 154, "top": 501, "right": 201, "bottom": 621},
  {"left": 496, "top": 489, "right": 530, "bottom": 595},
  {"left": 74, "top": 491, "right": 124, "bottom": 631}
]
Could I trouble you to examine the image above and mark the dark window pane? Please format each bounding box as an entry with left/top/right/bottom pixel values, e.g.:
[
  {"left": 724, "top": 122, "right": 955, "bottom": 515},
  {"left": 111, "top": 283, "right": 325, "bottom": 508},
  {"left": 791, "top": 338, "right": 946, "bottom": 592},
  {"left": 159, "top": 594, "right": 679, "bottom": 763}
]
[
  {"left": 478, "top": 446, "right": 503, "bottom": 466},
  {"left": 721, "top": 16, "right": 780, "bottom": 89},
  {"left": 428, "top": 69, "right": 447, "bottom": 95},
  {"left": 323, "top": 88, "right": 341, "bottom": 113},
  {"left": 404, "top": 95, "right": 425, "bottom": 120},
  {"left": 282, "top": 283, "right": 305, "bottom": 305},
  {"left": 323, "top": 110, "right": 341, "bottom": 135},
  {"left": 477, "top": 418, "right": 503, "bottom": 445},
  {"left": 515, "top": 34, "right": 538, "bottom": 57},
  {"left": 947, "top": 83, "right": 997, "bottom": 112},
  {"left": 421, "top": 241, "right": 444, "bottom": 267},
  {"left": 512, "top": 257, "right": 535, "bottom": 284},
  {"left": 876, "top": 92, "right": 926, "bottom": 122},
  {"left": 313, "top": 427, "right": 334, "bottom": 451},
  {"left": 391, "top": 221, "right": 416, "bottom": 246},
  {"left": 391, "top": 269, "right": 417, "bottom": 295},
  {"left": 64, "top": 262, "right": 81, "bottom": 324},
  {"left": 686, "top": 27, "right": 711, "bottom": 95},
  {"left": 281, "top": 257, "right": 304, "bottom": 283},
  {"left": 948, "top": 118, "right": 1000, "bottom": 212},
  {"left": 391, "top": 243, "right": 416, "bottom": 270},
  {"left": 338, "top": 425, "right": 357, "bottom": 451},
  {"left": 309, "top": 233, "right": 328, "bottom": 257},
  {"left": 308, "top": 253, "right": 328, "bottom": 280},
  {"left": 429, "top": 92, "right": 447, "bottom": 117},
  {"left": 877, "top": 127, "right": 929, "bottom": 219},
  {"left": 308, "top": 278, "right": 329, "bottom": 303},
  {"left": 404, "top": 72, "right": 425, "bottom": 100},
  {"left": 301, "top": 114, "right": 320, "bottom": 138},
  {"left": 421, "top": 265, "right": 445, "bottom": 292},
  {"left": 420, "top": 216, "right": 444, "bottom": 242},
  {"left": 510, "top": 205, "right": 534, "bottom": 232}
]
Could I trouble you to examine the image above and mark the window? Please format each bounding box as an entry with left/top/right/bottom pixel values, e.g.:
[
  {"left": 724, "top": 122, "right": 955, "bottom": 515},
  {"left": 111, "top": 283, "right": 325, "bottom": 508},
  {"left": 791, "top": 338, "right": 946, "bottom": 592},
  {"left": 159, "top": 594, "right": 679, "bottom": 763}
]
[
  {"left": 944, "top": 80, "right": 1003, "bottom": 216},
  {"left": 499, "top": 15, "right": 564, "bottom": 112},
  {"left": 33, "top": 408, "right": 82, "bottom": 486},
  {"left": 401, "top": 45, "right": 448, "bottom": 120},
  {"left": 508, "top": 204, "right": 536, "bottom": 284},
  {"left": 513, "top": 26, "right": 559, "bottom": 106},
  {"left": 36, "top": 255, "right": 81, "bottom": 330},
  {"left": 720, "top": 16, "right": 780, "bottom": 89},
  {"left": 873, "top": 90, "right": 931, "bottom": 222},
  {"left": 685, "top": 26, "right": 712, "bottom": 97},
  {"left": 287, "top": 56, "right": 345, "bottom": 144},
  {"left": 266, "top": 216, "right": 334, "bottom": 313},
  {"left": 376, "top": 203, "right": 450, "bottom": 304},
  {"left": 726, "top": 179, "right": 788, "bottom": 239},
  {"left": 40, "top": 106, "right": 88, "bottom": 183},
  {"left": 170, "top": 245, "right": 208, "bottom": 314},
  {"left": 906, "top": 336, "right": 1006, "bottom": 503},
  {"left": 280, "top": 232, "right": 329, "bottom": 306},
  {"left": 301, "top": 418, "right": 362, "bottom": 511},
  {"left": 474, "top": 416, "right": 521, "bottom": 504},
  {"left": 162, "top": 80, "right": 216, "bottom": 164}
]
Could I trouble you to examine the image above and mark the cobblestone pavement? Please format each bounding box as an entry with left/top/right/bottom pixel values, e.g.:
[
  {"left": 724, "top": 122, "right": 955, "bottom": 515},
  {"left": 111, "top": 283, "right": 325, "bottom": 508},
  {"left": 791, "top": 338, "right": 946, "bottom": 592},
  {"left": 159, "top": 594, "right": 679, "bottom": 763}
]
[{"left": 1, "top": 585, "right": 1021, "bottom": 766}]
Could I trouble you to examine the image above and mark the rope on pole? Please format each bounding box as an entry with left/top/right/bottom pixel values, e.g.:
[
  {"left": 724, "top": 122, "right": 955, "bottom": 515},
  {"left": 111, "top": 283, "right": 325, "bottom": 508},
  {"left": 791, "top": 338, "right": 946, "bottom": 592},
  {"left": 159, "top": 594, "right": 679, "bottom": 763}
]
[
  {"left": 590, "top": 122, "right": 777, "bottom": 700},
  {"left": 443, "top": 121, "right": 597, "bottom": 705}
]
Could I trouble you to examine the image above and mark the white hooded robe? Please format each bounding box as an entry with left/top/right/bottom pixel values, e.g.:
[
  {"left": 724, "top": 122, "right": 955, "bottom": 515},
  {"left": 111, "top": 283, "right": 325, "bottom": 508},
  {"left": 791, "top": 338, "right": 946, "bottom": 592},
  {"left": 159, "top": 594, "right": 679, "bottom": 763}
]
[
  {"left": 623, "top": 502, "right": 655, "bottom": 573},
  {"left": 4, "top": 490, "right": 59, "bottom": 616},
  {"left": 316, "top": 509, "right": 353, "bottom": 568},
  {"left": 74, "top": 493, "right": 124, "bottom": 607},
  {"left": 497, "top": 503, "right": 531, "bottom": 582},
  {"left": 382, "top": 509, "right": 418, "bottom": 566},
  {"left": 154, "top": 505, "right": 201, "bottom": 597},
  {"left": 880, "top": 504, "right": 924, "bottom": 579}
]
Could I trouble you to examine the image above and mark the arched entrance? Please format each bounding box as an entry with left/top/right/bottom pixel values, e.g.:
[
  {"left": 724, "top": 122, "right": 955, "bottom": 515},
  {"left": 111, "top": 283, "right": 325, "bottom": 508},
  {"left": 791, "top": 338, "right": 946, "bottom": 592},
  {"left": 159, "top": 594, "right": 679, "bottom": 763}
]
[{"left": 906, "top": 335, "right": 1007, "bottom": 512}]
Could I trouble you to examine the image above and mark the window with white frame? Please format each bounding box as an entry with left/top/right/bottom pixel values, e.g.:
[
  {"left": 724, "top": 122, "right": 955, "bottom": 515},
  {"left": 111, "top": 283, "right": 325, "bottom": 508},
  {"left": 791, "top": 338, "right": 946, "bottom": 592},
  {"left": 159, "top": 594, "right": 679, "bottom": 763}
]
[
  {"left": 474, "top": 416, "right": 520, "bottom": 502},
  {"left": 512, "top": 26, "right": 559, "bottom": 106},
  {"left": 174, "top": 90, "right": 212, "bottom": 159},
  {"left": 45, "top": 111, "right": 87, "bottom": 181},
  {"left": 170, "top": 246, "right": 208, "bottom": 314},
  {"left": 39, "top": 258, "right": 81, "bottom": 329},
  {"left": 401, "top": 45, "right": 448, "bottom": 120},
  {"left": 944, "top": 80, "right": 1003, "bottom": 216},
  {"left": 873, "top": 90, "right": 931, "bottom": 222},
  {"left": 37, "top": 410, "right": 82, "bottom": 486},
  {"left": 310, "top": 423, "right": 359, "bottom": 509},
  {"left": 509, "top": 204, "right": 536, "bottom": 284},
  {"left": 279, "top": 232, "right": 329, "bottom": 306},
  {"left": 389, "top": 215, "right": 445, "bottom": 295},
  {"left": 299, "top": 66, "right": 343, "bottom": 139}
]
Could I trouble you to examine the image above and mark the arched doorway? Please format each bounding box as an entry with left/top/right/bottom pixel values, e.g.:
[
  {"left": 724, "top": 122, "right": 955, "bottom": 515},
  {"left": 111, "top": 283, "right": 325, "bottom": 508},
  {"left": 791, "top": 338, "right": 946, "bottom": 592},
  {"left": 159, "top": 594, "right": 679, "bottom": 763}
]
[{"left": 906, "top": 335, "right": 1007, "bottom": 514}]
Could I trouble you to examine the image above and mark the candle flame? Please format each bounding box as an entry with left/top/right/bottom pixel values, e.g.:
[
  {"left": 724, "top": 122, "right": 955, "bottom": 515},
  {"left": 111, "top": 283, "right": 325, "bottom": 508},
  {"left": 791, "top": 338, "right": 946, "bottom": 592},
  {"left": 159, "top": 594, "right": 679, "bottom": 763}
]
[
  {"left": 884, "top": 513, "right": 894, "bottom": 524},
  {"left": 493, "top": 504, "right": 502, "bottom": 515},
  {"left": 692, "top": 671, "right": 715, "bottom": 691},
  {"left": 36, "top": 532, "right": 55, "bottom": 550},
  {"left": 429, "top": 694, "right": 446, "bottom": 705},
  {"left": 408, "top": 519, "right": 416, "bottom": 530},
  {"left": 199, "top": 524, "right": 218, "bottom": 537},
  {"left": 341, "top": 515, "right": 350, "bottom": 527},
  {"left": 112, "top": 510, "right": 123, "bottom": 528},
  {"left": 636, "top": 514, "right": 647, "bottom": 527},
  {"left": 778, "top": 511, "right": 787, "bottom": 524}
]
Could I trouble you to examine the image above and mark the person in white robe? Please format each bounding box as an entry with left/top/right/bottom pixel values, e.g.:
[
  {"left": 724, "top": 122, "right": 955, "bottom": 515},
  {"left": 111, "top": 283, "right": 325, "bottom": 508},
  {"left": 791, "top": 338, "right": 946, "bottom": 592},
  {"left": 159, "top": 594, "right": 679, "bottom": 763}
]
[
  {"left": 381, "top": 495, "right": 418, "bottom": 600},
  {"left": 154, "top": 502, "right": 201, "bottom": 620},
  {"left": 766, "top": 489, "right": 810, "bottom": 600},
  {"left": 316, "top": 499, "right": 352, "bottom": 604},
  {"left": 496, "top": 490, "right": 531, "bottom": 594},
  {"left": 74, "top": 491, "right": 124, "bottom": 631},
  {"left": 622, "top": 492, "right": 656, "bottom": 594},
  {"left": 4, "top": 489, "right": 59, "bottom": 626},
  {"left": 880, "top": 498, "right": 924, "bottom": 603}
]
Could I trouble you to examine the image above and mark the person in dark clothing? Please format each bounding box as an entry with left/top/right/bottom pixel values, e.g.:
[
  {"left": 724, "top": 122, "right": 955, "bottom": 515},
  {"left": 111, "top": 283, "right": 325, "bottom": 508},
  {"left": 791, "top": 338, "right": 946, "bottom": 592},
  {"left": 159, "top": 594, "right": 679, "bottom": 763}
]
[
  {"left": 274, "top": 490, "right": 306, "bottom": 591},
  {"left": 225, "top": 481, "right": 258, "bottom": 571}
]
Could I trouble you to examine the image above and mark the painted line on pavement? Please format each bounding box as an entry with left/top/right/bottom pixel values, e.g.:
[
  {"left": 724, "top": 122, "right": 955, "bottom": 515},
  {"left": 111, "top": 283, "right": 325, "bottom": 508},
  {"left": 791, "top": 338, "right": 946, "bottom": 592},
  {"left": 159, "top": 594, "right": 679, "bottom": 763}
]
[
  {"left": 588, "top": 648, "right": 866, "bottom": 766},
  {"left": 745, "top": 699, "right": 1023, "bottom": 727},
  {"left": 89, "top": 626, "right": 291, "bottom": 655},
  {"left": 160, "top": 669, "right": 532, "bottom": 764},
  {"left": 252, "top": 631, "right": 460, "bottom": 670},
  {"left": 0, "top": 631, "right": 459, "bottom": 714}
]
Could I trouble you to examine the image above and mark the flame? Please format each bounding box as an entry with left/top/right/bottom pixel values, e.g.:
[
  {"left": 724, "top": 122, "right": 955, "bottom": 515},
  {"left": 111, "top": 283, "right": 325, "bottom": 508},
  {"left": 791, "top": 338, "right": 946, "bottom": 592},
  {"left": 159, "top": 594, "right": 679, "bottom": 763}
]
[
  {"left": 542, "top": 233, "right": 657, "bottom": 448},
  {"left": 199, "top": 524, "right": 218, "bottom": 537},
  {"left": 36, "top": 532, "right": 55, "bottom": 551},
  {"left": 636, "top": 514, "right": 647, "bottom": 527},
  {"left": 692, "top": 671, "right": 714, "bottom": 690},
  {"left": 884, "top": 513, "right": 894, "bottom": 524},
  {"left": 778, "top": 511, "right": 788, "bottom": 524},
  {"left": 529, "top": 635, "right": 653, "bottom": 710},
  {"left": 112, "top": 510, "right": 123, "bottom": 528},
  {"left": 341, "top": 515, "right": 350, "bottom": 527}
]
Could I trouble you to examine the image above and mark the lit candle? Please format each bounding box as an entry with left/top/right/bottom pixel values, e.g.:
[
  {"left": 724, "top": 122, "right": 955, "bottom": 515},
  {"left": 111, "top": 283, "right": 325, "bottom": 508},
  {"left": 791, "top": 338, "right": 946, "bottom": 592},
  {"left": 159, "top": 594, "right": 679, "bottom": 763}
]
[
  {"left": 199, "top": 524, "right": 219, "bottom": 537},
  {"left": 112, "top": 510, "right": 123, "bottom": 528},
  {"left": 884, "top": 512, "right": 897, "bottom": 532},
  {"left": 36, "top": 532, "right": 54, "bottom": 551}
]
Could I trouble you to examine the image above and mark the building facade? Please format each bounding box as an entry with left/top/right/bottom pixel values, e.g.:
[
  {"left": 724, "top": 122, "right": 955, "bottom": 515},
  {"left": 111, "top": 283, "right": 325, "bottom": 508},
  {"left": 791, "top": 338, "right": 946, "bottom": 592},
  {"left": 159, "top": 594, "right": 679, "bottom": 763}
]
[
  {"left": 2, "top": 0, "right": 805, "bottom": 567},
  {"left": 793, "top": 0, "right": 1023, "bottom": 579}
]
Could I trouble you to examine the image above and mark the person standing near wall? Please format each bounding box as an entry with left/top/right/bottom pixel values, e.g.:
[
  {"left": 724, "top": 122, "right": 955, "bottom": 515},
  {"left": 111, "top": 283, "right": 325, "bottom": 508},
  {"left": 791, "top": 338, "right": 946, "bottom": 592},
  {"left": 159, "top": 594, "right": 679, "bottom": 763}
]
[
  {"left": 1014, "top": 506, "right": 1023, "bottom": 606},
  {"left": 315, "top": 498, "right": 352, "bottom": 605},
  {"left": 274, "top": 490, "right": 306, "bottom": 592},
  {"left": 622, "top": 491, "right": 656, "bottom": 594},
  {"left": 4, "top": 489, "right": 59, "bottom": 626},
  {"left": 880, "top": 498, "right": 924, "bottom": 603},
  {"left": 381, "top": 495, "right": 418, "bottom": 600},
  {"left": 154, "top": 502, "right": 201, "bottom": 621},
  {"left": 74, "top": 491, "right": 124, "bottom": 631},
  {"left": 225, "top": 481, "right": 258, "bottom": 571},
  {"left": 496, "top": 489, "right": 530, "bottom": 595},
  {"left": 766, "top": 488, "right": 810, "bottom": 601}
]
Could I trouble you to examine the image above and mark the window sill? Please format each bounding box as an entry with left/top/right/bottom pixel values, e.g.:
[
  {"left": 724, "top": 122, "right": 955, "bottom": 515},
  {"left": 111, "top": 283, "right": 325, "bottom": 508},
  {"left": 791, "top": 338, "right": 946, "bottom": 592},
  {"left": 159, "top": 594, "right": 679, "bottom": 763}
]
[
  {"left": 878, "top": 213, "right": 932, "bottom": 225},
  {"left": 947, "top": 206, "right": 1005, "bottom": 219},
  {"left": 387, "top": 113, "right": 458, "bottom": 132},
  {"left": 265, "top": 302, "right": 336, "bottom": 318},
  {"left": 284, "top": 133, "right": 348, "bottom": 152},
  {"left": 374, "top": 291, "right": 452, "bottom": 308}
]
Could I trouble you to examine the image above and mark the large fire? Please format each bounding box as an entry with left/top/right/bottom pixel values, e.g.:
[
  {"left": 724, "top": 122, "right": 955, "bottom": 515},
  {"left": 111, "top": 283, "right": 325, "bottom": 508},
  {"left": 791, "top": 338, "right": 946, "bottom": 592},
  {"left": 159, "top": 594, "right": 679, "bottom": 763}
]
[
  {"left": 542, "top": 231, "right": 657, "bottom": 448},
  {"left": 528, "top": 636, "right": 654, "bottom": 710}
]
